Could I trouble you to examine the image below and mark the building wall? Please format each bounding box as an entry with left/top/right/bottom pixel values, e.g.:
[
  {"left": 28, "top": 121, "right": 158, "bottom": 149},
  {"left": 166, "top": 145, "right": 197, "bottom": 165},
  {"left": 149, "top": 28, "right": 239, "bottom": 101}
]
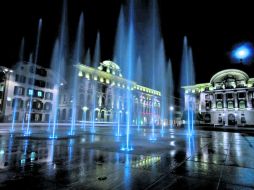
[
  {"left": 200, "top": 89, "right": 254, "bottom": 125},
  {"left": 0, "top": 62, "right": 57, "bottom": 122},
  {"left": 58, "top": 77, "right": 161, "bottom": 125},
  {"left": 183, "top": 69, "right": 254, "bottom": 126}
]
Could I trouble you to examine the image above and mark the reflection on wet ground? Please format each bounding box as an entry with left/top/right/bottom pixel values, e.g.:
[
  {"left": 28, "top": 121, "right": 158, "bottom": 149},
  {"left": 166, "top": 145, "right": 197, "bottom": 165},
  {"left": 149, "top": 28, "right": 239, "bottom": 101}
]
[{"left": 0, "top": 125, "right": 254, "bottom": 189}]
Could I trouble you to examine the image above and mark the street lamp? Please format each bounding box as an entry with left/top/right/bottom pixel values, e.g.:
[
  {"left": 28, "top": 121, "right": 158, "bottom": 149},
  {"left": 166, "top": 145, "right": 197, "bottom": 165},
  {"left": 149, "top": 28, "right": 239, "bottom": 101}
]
[{"left": 231, "top": 42, "right": 253, "bottom": 64}]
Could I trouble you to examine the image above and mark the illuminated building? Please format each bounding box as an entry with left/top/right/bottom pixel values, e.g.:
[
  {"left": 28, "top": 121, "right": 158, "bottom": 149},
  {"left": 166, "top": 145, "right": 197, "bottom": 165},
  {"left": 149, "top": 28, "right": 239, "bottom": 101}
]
[
  {"left": 58, "top": 60, "right": 161, "bottom": 125},
  {"left": 183, "top": 69, "right": 254, "bottom": 126},
  {"left": 0, "top": 62, "right": 57, "bottom": 122}
]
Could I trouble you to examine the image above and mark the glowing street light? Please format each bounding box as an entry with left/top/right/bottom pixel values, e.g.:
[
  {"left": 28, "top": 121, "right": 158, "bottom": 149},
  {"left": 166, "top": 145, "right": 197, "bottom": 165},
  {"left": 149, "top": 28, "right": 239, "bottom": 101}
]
[
  {"left": 234, "top": 46, "right": 250, "bottom": 59},
  {"left": 170, "top": 106, "right": 174, "bottom": 111},
  {"left": 231, "top": 42, "right": 253, "bottom": 63}
]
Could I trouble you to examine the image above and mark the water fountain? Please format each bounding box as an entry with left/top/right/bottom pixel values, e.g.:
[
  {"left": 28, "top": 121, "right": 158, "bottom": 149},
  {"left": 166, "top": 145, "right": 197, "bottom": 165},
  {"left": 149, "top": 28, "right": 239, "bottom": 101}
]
[
  {"left": 180, "top": 36, "right": 195, "bottom": 136},
  {"left": 166, "top": 58, "right": 174, "bottom": 128},
  {"left": 113, "top": 7, "right": 126, "bottom": 137},
  {"left": 50, "top": 0, "right": 68, "bottom": 139},
  {"left": 24, "top": 18, "right": 43, "bottom": 137},
  {"left": 90, "top": 33, "right": 101, "bottom": 134},
  {"left": 157, "top": 40, "right": 167, "bottom": 136},
  {"left": 118, "top": 0, "right": 135, "bottom": 151},
  {"left": 69, "top": 13, "right": 84, "bottom": 136},
  {"left": 135, "top": 57, "right": 142, "bottom": 131},
  {"left": 10, "top": 37, "right": 24, "bottom": 133},
  {"left": 147, "top": 0, "right": 162, "bottom": 141}
]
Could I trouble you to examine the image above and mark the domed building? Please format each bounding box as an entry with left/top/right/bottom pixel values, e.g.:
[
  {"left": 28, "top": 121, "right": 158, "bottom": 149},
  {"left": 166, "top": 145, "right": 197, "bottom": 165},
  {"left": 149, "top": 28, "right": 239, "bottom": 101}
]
[
  {"left": 58, "top": 60, "right": 161, "bottom": 126},
  {"left": 183, "top": 69, "right": 254, "bottom": 126}
]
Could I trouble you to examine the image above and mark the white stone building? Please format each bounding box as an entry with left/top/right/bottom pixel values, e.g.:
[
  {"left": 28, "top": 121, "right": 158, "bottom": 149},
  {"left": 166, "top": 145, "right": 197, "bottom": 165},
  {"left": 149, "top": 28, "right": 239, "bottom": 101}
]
[
  {"left": 58, "top": 60, "right": 162, "bottom": 126},
  {"left": 183, "top": 69, "right": 254, "bottom": 126},
  {"left": 0, "top": 62, "right": 57, "bottom": 122}
]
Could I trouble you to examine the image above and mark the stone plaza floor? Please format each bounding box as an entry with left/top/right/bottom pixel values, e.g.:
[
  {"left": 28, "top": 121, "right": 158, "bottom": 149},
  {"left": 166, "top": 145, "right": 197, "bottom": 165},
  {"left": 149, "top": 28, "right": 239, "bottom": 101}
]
[{"left": 0, "top": 125, "right": 253, "bottom": 189}]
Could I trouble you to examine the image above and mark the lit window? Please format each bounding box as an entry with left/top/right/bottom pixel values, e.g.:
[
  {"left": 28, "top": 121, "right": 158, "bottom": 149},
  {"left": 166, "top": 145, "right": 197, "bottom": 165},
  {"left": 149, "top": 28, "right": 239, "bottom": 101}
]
[
  {"left": 28, "top": 89, "right": 33, "bottom": 96},
  {"left": 37, "top": 91, "right": 42, "bottom": 97}
]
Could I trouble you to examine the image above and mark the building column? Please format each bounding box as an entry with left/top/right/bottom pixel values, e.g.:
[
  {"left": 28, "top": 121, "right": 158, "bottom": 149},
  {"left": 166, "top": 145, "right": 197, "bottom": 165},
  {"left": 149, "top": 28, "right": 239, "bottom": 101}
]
[
  {"left": 234, "top": 93, "right": 238, "bottom": 108},
  {"left": 223, "top": 93, "right": 227, "bottom": 109}
]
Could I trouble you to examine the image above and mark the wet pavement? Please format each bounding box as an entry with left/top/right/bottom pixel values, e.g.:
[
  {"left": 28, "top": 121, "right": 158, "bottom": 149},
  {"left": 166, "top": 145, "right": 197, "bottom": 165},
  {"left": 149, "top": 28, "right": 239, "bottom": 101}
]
[{"left": 0, "top": 125, "right": 254, "bottom": 189}]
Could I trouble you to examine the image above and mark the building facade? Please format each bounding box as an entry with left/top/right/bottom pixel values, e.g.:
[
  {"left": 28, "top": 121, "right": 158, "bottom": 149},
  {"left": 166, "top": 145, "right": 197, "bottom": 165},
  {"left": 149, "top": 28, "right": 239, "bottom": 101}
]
[
  {"left": 183, "top": 69, "right": 254, "bottom": 126},
  {"left": 0, "top": 62, "right": 57, "bottom": 122},
  {"left": 58, "top": 60, "right": 161, "bottom": 125}
]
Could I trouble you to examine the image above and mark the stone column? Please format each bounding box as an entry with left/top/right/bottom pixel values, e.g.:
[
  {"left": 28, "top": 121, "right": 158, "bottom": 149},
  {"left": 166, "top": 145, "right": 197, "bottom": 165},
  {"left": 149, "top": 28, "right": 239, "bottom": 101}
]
[
  {"left": 223, "top": 93, "right": 227, "bottom": 109},
  {"left": 234, "top": 92, "right": 238, "bottom": 108}
]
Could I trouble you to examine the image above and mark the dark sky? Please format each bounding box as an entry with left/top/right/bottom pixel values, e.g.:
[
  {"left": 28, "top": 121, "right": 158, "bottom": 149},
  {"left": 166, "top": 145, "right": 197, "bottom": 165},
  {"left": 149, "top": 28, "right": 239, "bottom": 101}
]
[{"left": 1, "top": 0, "right": 254, "bottom": 89}]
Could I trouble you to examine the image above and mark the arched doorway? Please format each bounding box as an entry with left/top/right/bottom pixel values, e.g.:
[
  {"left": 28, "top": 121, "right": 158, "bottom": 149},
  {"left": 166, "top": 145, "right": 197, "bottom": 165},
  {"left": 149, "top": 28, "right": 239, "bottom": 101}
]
[{"left": 228, "top": 114, "right": 236, "bottom": 125}]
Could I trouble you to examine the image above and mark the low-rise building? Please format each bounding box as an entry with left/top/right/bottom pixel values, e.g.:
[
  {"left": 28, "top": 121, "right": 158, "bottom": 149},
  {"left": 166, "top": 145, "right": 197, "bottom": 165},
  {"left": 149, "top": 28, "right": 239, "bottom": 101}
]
[
  {"left": 58, "top": 60, "right": 161, "bottom": 125},
  {"left": 0, "top": 62, "right": 57, "bottom": 122},
  {"left": 183, "top": 69, "right": 254, "bottom": 126}
]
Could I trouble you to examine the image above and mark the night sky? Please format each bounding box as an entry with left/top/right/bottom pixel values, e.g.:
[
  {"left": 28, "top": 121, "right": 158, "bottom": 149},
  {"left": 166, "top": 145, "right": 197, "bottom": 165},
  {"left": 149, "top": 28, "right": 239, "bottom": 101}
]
[{"left": 1, "top": 0, "right": 254, "bottom": 91}]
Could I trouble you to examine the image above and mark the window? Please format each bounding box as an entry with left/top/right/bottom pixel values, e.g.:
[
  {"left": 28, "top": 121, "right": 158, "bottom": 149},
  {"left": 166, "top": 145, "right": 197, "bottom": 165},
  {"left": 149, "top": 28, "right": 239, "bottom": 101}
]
[
  {"left": 36, "top": 68, "right": 47, "bottom": 77},
  {"left": 44, "top": 102, "right": 52, "bottom": 111},
  {"left": 216, "top": 94, "right": 223, "bottom": 100},
  {"left": 226, "top": 93, "right": 233, "bottom": 99},
  {"left": 12, "top": 98, "right": 23, "bottom": 109},
  {"left": 227, "top": 101, "right": 234, "bottom": 109},
  {"left": 14, "top": 86, "right": 25, "bottom": 96},
  {"left": 45, "top": 92, "right": 53, "bottom": 100},
  {"left": 218, "top": 116, "right": 222, "bottom": 123},
  {"left": 216, "top": 101, "right": 223, "bottom": 109},
  {"left": 36, "top": 91, "right": 44, "bottom": 98},
  {"left": 29, "top": 78, "right": 34, "bottom": 85},
  {"left": 38, "top": 91, "right": 42, "bottom": 97},
  {"left": 205, "top": 101, "right": 211, "bottom": 110},
  {"left": 238, "top": 92, "right": 246, "bottom": 99},
  {"left": 31, "top": 113, "right": 42, "bottom": 122},
  {"left": 32, "top": 100, "right": 43, "bottom": 110},
  {"left": 26, "top": 100, "right": 31, "bottom": 109},
  {"left": 34, "top": 80, "right": 46, "bottom": 88},
  {"left": 15, "top": 75, "right": 19, "bottom": 82},
  {"left": 20, "top": 76, "right": 26, "bottom": 83},
  {"left": 241, "top": 114, "right": 246, "bottom": 124},
  {"left": 15, "top": 75, "right": 26, "bottom": 83},
  {"left": 30, "top": 66, "right": 35, "bottom": 73},
  {"left": 215, "top": 83, "right": 223, "bottom": 90},
  {"left": 27, "top": 89, "right": 34, "bottom": 96},
  {"left": 204, "top": 113, "right": 211, "bottom": 123},
  {"left": 239, "top": 100, "right": 246, "bottom": 109},
  {"left": 46, "top": 82, "right": 54, "bottom": 89},
  {"left": 30, "top": 79, "right": 46, "bottom": 87},
  {"left": 236, "top": 81, "right": 245, "bottom": 88}
]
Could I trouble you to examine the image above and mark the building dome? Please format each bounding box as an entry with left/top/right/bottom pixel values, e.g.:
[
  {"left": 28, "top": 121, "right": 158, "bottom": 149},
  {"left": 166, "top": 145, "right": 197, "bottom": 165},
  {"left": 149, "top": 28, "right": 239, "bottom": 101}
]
[
  {"left": 210, "top": 69, "right": 249, "bottom": 84},
  {"left": 98, "top": 60, "right": 122, "bottom": 77},
  {"left": 210, "top": 69, "right": 249, "bottom": 89}
]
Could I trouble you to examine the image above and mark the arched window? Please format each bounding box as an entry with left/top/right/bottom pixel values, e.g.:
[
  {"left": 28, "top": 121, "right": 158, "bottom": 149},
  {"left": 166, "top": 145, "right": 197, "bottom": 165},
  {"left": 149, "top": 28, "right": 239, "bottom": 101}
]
[
  {"left": 239, "top": 100, "right": 246, "bottom": 109},
  {"left": 101, "top": 110, "right": 105, "bottom": 120},
  {"left": 227, "top": 101, "right": 234, "bottom": 109},
  {"left": 216, "top": 101, "right": 223, "bottom": 109}
]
